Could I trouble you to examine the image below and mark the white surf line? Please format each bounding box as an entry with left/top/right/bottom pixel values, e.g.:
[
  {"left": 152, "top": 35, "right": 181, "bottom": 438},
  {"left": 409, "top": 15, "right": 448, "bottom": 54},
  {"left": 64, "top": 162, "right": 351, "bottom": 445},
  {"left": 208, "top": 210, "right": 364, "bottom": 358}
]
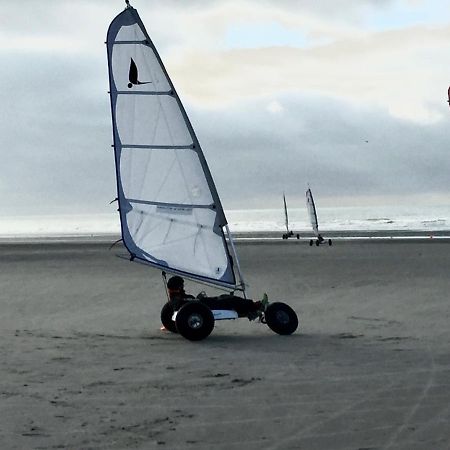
[{"left": 382, "top": 347, "right": 436, "bottom": 449}]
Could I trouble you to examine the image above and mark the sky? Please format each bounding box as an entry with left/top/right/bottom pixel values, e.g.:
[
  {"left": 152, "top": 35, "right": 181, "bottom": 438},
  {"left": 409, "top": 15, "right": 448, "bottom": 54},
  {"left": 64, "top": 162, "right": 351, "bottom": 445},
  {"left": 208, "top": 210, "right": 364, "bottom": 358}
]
[{"left": 1, "top": 0, "right": 450, "bottom": 224}]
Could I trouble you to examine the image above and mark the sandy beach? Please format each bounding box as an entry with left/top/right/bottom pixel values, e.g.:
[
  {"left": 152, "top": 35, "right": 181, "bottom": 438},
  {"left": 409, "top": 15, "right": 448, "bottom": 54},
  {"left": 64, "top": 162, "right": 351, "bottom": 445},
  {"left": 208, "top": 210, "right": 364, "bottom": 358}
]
[{"left": 1, "top": 239, "right": 450, "bottom": 449}]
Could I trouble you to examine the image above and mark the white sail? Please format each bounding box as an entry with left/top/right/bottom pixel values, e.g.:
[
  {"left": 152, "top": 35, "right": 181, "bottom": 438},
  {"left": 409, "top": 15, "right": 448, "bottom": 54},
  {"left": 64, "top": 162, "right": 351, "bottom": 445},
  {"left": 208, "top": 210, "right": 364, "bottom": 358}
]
[
  {"left": 283, "top": 193, "right": 289, "bottom": 233},
  {"left": 106, "top": 4, "right": 237, "bottom": 288},
  {"left": 306, "top": 188, "right": 319, "bottom": 237}
]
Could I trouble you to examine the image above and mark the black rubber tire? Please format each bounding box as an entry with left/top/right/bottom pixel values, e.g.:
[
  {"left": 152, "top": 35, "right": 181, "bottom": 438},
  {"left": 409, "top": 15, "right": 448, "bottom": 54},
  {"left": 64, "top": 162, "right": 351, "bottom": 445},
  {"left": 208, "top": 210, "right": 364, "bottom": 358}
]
[
  {"left": 328, "top": 239, "right": 332, "bottom": 246},
  {"left": 175, "top": 302, "right": 214, "bottom": 341},
  {"left": 309, "top": 240, "right": 313, "bottom": 246},
  {"left": 315, "top": 240, "right": 320, "bottom": 246},
  {"left": 160, "top": 302, "right": 178, "bottom": 333},
  {"left": 296, "top": 234, "right": 300, "bottom": 239},
  {"left": 264, "top": 302, "right": 298, "bottom": 335}
]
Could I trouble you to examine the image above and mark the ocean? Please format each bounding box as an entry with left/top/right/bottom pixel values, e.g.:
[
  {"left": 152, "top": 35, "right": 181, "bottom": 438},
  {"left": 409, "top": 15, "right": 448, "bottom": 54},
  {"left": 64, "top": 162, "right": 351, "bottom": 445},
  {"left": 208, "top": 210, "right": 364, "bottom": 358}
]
[
  {"left": 227, "top": 205, "right": 450, "bottom": 233},
  {"left": 1, "top": 205, "right": 449, "bottom": 239}
]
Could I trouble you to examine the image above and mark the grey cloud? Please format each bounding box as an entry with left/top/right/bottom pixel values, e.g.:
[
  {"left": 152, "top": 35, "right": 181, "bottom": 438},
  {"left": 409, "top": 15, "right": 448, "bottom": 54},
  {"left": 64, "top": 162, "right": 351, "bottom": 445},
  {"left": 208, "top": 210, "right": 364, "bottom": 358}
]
[
  {"left": 0, "top": 53, "right": 115, "bottom": 215},
  {"left": 189, "top": 94, "right": 450, "bottom": 209}
]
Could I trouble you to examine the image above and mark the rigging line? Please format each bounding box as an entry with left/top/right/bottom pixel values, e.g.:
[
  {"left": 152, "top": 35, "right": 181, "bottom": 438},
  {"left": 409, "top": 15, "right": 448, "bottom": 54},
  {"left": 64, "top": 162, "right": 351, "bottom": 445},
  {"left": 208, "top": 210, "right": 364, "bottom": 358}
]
[
  {"left": 196, "top": 223, "right": 217, "bottom": 280},
  {"left": 138, "top": 261, "right": 237, "bottom": 292},
  {"left": 149, "top": 229, "right": 202, "bottom": 252},
  {"left": 132, "top": 210, "right": 146, "bottom": 242},
  {"left": 161, "top": 271, "right": 171, "bottom": 303},
  {"left": 225, "top": 224, "right": 246, "bottom": 295},
  {"left": 127, "top": 49, "right": 156, "bottom": 197},
  {"left": 169, "top": 129, "right": 216, "bottom": 271},
  {"left": 130, "top": 218, "right": 224, "bottom": 272},
  {"left": 130, "top": 211, "right": 210, "bottom": 252},
  {"left": 131, "top": 141, "right": 153, "bottom": 202},
  {"left": 148, "top": 86, "right": 162, "bottom": 157},
  {"left": 109, "top": 238, "right": 123, "bottom": 250},
  {"left": 147, "top": 229, "right": 203, "bottom": 253},
  {"left": 162, "top": 218, "right": 173, "bottom": 245},
  {"left": 141, "top": 44, "right": 158, "bottom": 91},
  {"left": 131, "top": 210, "right": 163, "bottom": 237},
  {"left": 193, "top": 226, "right": 201, "bottom": 254},
  {"left": 138, "top": 21, "right": 210, "bottom": 247},
  {"left": 152, "top": 153, "right": 178, "bottom": 202},
  {"left": 149, "top": 68, "right": 203, "bottom": 218}
]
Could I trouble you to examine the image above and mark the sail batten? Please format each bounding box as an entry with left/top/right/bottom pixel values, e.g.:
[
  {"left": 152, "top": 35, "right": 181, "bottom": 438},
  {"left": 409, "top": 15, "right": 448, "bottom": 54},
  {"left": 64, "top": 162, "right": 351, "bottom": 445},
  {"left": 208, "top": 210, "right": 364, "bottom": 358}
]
[
  {"left": 114, "top": 40, "right": 148, "bottom": 44},
  {"left": 122, "top": 144, "right": 194, "bottom": 150},
  {"left": 107, "top": 5, "right": 236, "bottom": 288},
  {"left": 127, "top": 198, "right": 215, "bottom": 209},
  {"left": 116, "top": 90, "right": 173, "bottom": 96}
]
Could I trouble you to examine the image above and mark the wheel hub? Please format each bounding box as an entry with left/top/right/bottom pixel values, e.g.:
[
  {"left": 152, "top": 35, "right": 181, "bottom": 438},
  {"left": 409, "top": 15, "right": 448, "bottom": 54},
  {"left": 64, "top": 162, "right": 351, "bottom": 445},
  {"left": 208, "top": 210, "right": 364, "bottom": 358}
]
[
  {"left": 187, "top": 313, "right": 203, "bottom": 329},
  {"left": 275, "top": 310, "right": 290, "bottom": 325}
]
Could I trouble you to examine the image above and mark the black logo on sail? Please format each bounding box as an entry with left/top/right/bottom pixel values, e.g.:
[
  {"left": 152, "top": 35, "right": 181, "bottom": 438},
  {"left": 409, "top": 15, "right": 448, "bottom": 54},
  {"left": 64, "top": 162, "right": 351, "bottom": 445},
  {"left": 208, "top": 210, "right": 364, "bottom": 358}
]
[{"left": 128, "top": 58, "right": 151, "bottom": 88}]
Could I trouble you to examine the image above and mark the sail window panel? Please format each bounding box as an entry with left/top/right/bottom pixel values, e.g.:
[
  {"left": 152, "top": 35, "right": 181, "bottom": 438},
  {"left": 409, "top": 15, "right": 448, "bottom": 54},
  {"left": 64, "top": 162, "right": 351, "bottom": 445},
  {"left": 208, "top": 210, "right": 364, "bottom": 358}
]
[
  {"left": 111, "top": 43, "right": 170, "bottom": 92},
  {"left": 125, "top": 204, "right": 229, "bottom": 280},
  {"left": 115, "top": 23, "right": 146, "bottom": 42},
  {"left": 116, "top": 95, "right": 192, "bottom": 146},
  {"left": 120, "top": 147, "right": 213, "bottom": 206}
]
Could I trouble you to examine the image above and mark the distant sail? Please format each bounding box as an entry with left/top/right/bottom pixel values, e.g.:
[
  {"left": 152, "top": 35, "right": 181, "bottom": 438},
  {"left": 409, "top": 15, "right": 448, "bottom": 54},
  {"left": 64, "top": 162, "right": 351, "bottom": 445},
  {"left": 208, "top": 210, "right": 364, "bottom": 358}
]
[
  {"left": 283, "top": 193, "right": 289, "bottom": 233},
  {"left": 306, "top": 188, "right": 319, "bottom": 237},
  {"left": 106, "top": 4, "right": 236, "bottom": 287}
]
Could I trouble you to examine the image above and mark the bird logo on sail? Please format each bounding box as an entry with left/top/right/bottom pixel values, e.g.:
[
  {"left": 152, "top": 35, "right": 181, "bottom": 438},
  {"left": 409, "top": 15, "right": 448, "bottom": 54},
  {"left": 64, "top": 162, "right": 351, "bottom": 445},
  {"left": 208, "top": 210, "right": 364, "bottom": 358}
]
[{"left": 128, "top": 58, "right": 151, "bottom": 88}]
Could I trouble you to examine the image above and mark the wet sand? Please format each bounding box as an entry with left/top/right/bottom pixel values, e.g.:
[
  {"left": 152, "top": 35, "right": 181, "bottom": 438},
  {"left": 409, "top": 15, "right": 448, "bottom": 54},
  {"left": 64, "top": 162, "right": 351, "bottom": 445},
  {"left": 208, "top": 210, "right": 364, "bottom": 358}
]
[{"left": 1, "top": 240, "right": 450, "bottom": 449}]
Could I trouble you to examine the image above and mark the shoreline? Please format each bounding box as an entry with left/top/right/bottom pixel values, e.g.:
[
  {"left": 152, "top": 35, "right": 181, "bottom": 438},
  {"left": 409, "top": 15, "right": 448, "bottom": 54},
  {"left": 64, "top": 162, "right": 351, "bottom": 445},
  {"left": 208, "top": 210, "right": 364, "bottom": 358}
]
[{"left": 1, "top": 229, "right": 450, "bottom": 245}]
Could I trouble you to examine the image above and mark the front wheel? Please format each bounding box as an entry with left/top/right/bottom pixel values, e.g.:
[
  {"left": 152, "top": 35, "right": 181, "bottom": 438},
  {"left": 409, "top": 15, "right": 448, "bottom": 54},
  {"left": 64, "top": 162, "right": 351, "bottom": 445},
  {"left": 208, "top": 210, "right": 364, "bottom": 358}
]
[
  {"left": 309, "top": 240, "right": 313, "bottom": 246},
  {"left": 264, "top": 302, "right": 298, "bottom": 335},
  {"left": 328, "top": 239, "right": 332, "bottom": 246},
  {"left": 160, "top": 302, "right": 178, "bottom": 333},
  {"left": 175, "top": 302, "right": 214, "bottom": 341}
]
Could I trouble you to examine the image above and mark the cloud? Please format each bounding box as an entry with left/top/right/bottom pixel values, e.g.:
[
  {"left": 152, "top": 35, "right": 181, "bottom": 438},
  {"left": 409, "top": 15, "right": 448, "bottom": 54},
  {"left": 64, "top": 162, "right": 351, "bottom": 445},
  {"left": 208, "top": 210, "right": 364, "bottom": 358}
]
[
  {"left": 0, "top": 0, "right": 449, "bottom": 220},
  {"left": 189, "top": 93, "right": 450, "bottom": 208},
  {"left": 168, "top": 23, "right": 450, "bottom": 123},
  {"left": 0, "top": 52, "right": 114, "bottom": 215},
  {"left": 266, "top": 100, "right": 284, "bottom": 114}
]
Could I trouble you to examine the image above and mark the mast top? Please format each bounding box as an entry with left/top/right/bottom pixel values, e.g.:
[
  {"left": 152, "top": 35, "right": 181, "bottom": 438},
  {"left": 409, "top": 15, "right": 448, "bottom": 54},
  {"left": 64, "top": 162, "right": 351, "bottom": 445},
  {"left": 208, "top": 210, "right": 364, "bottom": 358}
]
[{"left": 125, "top": 0, "right": 131, "bottom": 8}]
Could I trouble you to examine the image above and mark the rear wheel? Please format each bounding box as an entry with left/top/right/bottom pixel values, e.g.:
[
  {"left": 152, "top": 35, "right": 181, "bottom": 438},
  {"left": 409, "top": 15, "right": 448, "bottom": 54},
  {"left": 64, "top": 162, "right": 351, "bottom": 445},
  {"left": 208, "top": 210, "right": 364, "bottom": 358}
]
[
  {"left": 160, "top": 302, "right": 177, "bottom": 333},
  {"left": 175, "top": 302, "right": 214, "bottom": 341},
  {"left": 264, "top": 302, "right": 298, "bottom": 335},
  {"left": 309, "top": 240, "right": 313, "bottom": 246},
  {"left": 315, "top": 240, "right": 320, "bottom": 246},
  {"left": 328, "top": 239, "right": 332, "bottom": 246}
]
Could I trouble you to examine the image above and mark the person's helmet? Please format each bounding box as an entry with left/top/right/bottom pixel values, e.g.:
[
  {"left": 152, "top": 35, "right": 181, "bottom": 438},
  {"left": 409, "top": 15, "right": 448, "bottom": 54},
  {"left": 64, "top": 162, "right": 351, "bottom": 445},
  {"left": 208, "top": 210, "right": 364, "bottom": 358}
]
[{"left": 167, "top": 275, "right": 184, "bottom": 290}]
